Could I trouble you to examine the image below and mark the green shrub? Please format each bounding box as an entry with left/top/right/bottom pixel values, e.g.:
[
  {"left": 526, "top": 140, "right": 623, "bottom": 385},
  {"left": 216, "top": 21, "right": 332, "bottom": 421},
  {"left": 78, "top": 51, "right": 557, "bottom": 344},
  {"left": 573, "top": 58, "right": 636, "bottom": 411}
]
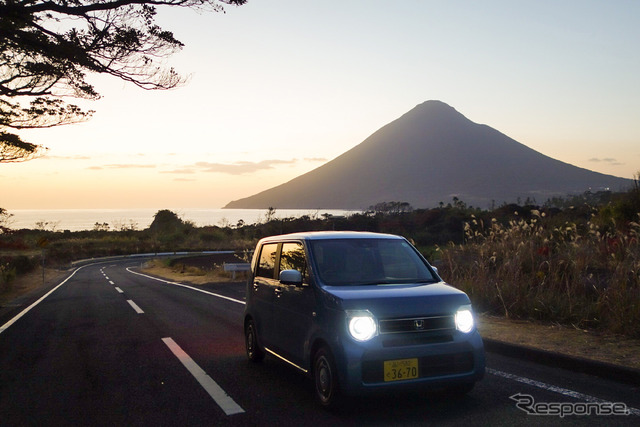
[
  {"left": 0, "top": 263, "right": 16, "bottom": 292},
  {"left": 0, "top": 255, "right": 38, "bottom": 275},
  {"left": 0, "top": 255, "right": 38, "bottom": 292}
]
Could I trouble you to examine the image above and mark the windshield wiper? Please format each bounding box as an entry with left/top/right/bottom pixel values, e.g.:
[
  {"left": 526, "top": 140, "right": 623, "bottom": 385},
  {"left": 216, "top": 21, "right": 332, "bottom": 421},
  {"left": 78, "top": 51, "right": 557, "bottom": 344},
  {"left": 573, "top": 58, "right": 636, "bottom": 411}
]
[
  {"left": 339, "top": 278, "right": 439, "bottom": 286},
  {"left": 339, "top": 280, "right": 392, "bottom": 286}
]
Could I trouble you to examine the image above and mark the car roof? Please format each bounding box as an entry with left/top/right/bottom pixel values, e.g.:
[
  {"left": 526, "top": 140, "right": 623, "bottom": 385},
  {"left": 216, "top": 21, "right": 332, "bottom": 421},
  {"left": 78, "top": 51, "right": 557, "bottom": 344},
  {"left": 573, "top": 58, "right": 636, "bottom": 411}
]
[{"left": 257, "top": 231, "right": 404, "bottom": 244}]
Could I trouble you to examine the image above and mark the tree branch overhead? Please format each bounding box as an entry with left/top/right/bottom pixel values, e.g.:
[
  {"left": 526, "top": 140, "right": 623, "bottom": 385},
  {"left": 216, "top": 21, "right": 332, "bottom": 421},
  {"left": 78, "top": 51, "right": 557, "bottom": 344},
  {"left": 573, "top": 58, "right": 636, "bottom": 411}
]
[{"left": 0, "top": 0, "right": 246, "bottom": 162}]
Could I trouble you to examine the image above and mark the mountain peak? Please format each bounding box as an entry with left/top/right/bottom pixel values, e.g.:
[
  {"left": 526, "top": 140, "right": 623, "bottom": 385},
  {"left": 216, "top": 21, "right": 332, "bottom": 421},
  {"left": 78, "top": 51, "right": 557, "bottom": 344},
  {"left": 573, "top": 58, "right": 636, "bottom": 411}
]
[
  {"left": 225, "top": 102, "right": 632, "bottom": 210},
  {"left": 402, "top": 100, "right": 466, "bottom": 121},
  {"left": 415, "top": 99, "right": 458, "bottom": 111}
]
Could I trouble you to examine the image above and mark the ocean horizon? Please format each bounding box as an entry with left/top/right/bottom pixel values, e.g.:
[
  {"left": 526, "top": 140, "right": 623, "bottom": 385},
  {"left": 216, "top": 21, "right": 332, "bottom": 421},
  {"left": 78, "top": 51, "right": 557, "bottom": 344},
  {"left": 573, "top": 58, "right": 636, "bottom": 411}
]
[{"left": 7, "top": 208, "right": 360, "bottom": 232}]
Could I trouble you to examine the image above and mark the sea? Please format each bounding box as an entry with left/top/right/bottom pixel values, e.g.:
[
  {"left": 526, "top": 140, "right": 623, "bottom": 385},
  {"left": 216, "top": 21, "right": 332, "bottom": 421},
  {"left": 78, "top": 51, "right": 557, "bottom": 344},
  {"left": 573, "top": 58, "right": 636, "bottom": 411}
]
[{"left": 6, "top": 208, "right": 360, "bottom": 232}]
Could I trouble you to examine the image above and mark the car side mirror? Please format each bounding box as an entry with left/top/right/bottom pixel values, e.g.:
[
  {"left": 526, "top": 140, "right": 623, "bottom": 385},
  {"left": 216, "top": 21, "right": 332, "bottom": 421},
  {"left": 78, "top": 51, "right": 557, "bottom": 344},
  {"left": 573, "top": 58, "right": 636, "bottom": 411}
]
[
  {"left": 432, "top": 266, "right": 439, "bottom": 274},
  {"left": 280, "top": 269, "right": 303, "bottom": 286}
]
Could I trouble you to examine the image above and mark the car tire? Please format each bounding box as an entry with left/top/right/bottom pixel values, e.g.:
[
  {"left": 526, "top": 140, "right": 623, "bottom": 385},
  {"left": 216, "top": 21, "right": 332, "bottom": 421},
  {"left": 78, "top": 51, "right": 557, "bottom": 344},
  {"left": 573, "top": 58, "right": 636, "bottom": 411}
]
[
  {"left": 245, "top": 319, "right": 265, "bottom": 362},
  {"left": 313, "top": 346, "right": 341, "bottom": 408}
]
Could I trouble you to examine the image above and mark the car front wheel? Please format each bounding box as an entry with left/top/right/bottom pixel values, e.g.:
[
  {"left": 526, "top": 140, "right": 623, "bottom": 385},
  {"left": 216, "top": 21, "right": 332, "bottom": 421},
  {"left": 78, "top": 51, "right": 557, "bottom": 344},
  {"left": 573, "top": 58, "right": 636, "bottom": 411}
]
[{"left": 313, "top": 347, "right": 341, "bottom": 408}]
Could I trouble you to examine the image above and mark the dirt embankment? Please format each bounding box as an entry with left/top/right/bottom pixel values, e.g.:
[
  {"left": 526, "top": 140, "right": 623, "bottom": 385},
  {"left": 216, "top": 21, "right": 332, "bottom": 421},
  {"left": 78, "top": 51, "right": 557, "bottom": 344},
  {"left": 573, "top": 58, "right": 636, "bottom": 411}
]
[{"left": 141, "top": 253, "right": 250, "bottom": 285}]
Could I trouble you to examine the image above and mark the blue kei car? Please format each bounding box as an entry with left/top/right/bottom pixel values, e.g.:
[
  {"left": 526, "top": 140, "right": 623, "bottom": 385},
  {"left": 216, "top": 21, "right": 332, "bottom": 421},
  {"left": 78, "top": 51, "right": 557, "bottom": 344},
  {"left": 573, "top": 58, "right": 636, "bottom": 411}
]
[{"left": 243, "top": 231, "right": 485, "bottom": 407}]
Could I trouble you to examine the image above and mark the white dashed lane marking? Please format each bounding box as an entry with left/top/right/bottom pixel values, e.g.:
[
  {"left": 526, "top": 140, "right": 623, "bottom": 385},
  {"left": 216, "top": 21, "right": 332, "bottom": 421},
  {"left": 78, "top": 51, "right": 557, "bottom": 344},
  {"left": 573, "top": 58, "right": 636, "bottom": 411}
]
[{"left": 126, "top": 299, "right": 144, "bottom": 314}]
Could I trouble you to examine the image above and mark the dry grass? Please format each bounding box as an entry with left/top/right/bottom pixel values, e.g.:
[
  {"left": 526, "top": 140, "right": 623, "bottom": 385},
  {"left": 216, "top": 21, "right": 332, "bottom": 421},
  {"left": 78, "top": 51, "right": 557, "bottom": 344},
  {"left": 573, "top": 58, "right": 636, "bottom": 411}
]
[
  {"left": 140, "top": 259, "right": 248, "bottom": 285},
  {"left": 439, "top": 213, "right": 640, "bottom": 337}
]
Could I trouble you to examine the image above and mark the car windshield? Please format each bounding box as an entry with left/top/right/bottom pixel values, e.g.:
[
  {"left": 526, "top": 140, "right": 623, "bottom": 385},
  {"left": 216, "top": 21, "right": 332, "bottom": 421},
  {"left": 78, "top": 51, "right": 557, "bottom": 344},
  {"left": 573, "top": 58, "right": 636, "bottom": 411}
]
[{"left": 310, "top": 238, "right": 437, "bottom": 286}]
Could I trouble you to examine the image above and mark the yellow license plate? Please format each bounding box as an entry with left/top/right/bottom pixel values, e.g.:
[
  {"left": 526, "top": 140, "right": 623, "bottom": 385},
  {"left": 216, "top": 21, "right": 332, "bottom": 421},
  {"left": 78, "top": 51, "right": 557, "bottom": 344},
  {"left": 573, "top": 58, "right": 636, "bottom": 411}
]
[{"left": 383, "top": 358, "right": 419, "bottom": 382}]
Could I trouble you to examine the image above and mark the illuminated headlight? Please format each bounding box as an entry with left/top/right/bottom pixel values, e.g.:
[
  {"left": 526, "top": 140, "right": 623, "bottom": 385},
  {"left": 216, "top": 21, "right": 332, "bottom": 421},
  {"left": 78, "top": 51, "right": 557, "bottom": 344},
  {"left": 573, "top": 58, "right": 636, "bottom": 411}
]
[
  {"left": 346, "top": 310, "right": 377, "bottom": 342},
  {"left": 455, "top": 305, "right": 475, "bottom": 333}
]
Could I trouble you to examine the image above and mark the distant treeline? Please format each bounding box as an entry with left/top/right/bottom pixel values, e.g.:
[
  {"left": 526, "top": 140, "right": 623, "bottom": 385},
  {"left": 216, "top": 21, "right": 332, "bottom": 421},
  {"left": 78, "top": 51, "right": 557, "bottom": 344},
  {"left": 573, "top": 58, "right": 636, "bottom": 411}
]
[{"left": 1, "top": 188, "right": 639, "bottom": 266}]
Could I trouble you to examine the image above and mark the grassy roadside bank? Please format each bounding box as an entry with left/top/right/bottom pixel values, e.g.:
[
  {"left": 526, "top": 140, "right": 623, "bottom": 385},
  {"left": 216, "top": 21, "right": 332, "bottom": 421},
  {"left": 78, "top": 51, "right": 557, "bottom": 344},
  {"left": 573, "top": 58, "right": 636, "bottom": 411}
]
[
  {"left": 438, "top": 213, "right": 640, "bottom": 338},
  {"left": 478, "top": 315, "right": 640, "bottom": 370}
]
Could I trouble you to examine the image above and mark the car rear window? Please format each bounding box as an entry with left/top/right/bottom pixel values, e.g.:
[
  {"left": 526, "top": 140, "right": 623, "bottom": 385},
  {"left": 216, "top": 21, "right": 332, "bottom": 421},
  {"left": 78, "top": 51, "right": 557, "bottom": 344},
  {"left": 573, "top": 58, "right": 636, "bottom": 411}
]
[{"left": 257, "top": 243, "right": 278, "bottom": 279}]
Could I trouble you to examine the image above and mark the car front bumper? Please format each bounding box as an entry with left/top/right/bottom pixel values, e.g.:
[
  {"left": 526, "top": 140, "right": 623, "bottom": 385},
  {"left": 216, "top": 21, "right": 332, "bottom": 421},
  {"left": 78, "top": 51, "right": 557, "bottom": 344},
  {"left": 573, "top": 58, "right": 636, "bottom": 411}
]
[{"left": 333, "top": 330, "right": 485, "bottom": 395}]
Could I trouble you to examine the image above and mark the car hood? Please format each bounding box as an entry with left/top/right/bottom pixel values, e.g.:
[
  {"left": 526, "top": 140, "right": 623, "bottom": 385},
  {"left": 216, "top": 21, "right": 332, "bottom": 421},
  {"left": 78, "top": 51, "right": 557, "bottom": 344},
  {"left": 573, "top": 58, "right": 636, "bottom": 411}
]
[{"left": 322, "top": 281, "right": 471, "bottom": 318}]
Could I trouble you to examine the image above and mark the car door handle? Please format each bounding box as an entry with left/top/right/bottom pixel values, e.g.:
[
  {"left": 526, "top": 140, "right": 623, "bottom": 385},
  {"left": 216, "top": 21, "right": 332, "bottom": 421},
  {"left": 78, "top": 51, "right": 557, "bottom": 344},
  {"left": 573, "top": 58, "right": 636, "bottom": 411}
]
[{"left": 253, "top": 283, "right": 259, "bottom": 291}]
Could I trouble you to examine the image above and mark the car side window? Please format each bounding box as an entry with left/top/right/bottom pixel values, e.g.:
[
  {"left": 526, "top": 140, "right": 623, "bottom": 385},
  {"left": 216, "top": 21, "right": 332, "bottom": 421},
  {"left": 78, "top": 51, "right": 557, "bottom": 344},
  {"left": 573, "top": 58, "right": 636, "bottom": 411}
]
[
  {"left": 257, "top": 243, "right": 278, "bottom": 279},
  {"left": 280, "top": 242, "right": 308, "bottom": 282}
]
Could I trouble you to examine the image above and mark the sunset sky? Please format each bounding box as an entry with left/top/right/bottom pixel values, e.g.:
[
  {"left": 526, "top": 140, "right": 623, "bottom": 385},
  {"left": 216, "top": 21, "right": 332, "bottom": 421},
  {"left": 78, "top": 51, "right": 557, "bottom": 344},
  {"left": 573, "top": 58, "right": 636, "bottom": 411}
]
[{"left": 2, "top": 0, "right": 639, "bottom": 210}]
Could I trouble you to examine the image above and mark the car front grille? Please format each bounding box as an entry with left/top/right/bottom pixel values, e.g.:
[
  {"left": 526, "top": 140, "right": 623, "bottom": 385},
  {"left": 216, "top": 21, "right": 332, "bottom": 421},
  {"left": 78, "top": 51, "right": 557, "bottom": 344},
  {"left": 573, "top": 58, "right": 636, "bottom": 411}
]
[
  {"left": 379, "top": 315, "right": 455, "bottom": 334},
  {"left": 378, "top": 315, "right": 456, "bottom": 347},
  {"left": 381, "top": 333, "right": 453, "bottom": 347}
]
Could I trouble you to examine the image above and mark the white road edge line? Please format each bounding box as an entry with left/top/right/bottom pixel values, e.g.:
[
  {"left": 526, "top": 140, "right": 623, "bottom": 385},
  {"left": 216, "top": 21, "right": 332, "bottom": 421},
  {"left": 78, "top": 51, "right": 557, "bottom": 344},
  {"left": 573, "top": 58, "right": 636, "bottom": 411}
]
[
  {"left": 126, "top": 268, "right": 245, "bottom": 305},
  {"left": 115, "top": 287, "right": 124, "bottom": 294},
  {"left": 0, "top": 266, "right": 84, "bottom": 335},
  {"left": 162, "top": 337, "right": 245, "bottom": 416},
  {"left": 109, "top": 281, "right": 114, "bottom": 285},
  {"left": 487, "top": 368, "right": 640, "bottom": 416},
  {"left": 126, "top": 299, "right": 144, "bottom": 314}
]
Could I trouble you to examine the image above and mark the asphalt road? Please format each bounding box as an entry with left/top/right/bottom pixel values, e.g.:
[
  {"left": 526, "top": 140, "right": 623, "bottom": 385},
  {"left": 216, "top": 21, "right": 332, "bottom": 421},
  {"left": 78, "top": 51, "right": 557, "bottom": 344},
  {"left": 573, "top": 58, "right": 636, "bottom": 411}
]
[{"left": 1, "top": 258, "right": 639, "bottom": 426}]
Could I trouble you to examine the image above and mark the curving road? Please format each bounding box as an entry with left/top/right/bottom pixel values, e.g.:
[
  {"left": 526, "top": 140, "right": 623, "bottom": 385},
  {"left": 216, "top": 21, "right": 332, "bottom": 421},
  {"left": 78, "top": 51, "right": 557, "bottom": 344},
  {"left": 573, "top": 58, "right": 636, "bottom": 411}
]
[{"left": 1, "top": 258, "right": 638, "bottom": 426}]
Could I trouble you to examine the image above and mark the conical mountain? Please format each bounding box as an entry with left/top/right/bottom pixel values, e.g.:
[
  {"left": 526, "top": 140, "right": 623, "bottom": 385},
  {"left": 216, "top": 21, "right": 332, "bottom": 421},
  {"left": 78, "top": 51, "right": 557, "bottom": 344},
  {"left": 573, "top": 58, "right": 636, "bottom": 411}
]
[{"left": 225, "top": 101, "right": 632, "bottom": 209}]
